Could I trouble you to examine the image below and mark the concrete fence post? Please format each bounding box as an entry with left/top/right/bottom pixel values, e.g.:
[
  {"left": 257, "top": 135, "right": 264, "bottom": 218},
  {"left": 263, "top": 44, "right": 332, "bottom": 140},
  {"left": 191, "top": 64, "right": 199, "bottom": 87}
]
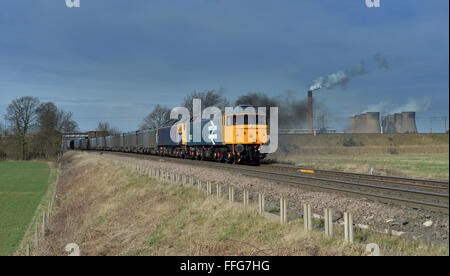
[
  {"left": 303, "top": 204, "right": 312, "bottom": 232},
  {"left": 243, "top": 190, "right": 249, "bottom": 208},
  {"left": 280, "top": 197, "right": 284, "bottom": 225},
  {"left": 279, "top": 197, "right": 287, "bottom": 225},
  {"left": 217, "top": 183, "right": 222, "bottom": 198},
  {"left": 34, "top": 222, "right": 38, "bottom": 247},
  {"left": 344, "top": 212, "right": 354, "bottom": 243},
  {"left": 229, "top": 187, "right": 234, "bottom": 202},
  {"left": 258, "top": 193, "right": 265, "bottom": 214},
  {"left": 197, "top": 180, "right": 202, "bottom": 191},
  {"left": 26, "top": 244, "right": 30, "bottom": 256},
  {"left": 324, "top": 208, "right": 333, "bottom": 237},
  {"left": 42, "top": 212, "right": 46, "bottom": 235}
]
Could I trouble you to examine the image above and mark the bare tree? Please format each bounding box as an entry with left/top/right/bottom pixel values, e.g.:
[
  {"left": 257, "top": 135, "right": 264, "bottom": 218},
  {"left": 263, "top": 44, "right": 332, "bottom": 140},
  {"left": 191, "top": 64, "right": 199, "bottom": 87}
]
[
  {"left": 182, "top": 89, "right": 229, "bottom": 116},
  {"left": 96, "top": 121, "right": 120, "bottom": 136},
  {"left": 140, "top": 104, "right": 171, "bottom": 130},
  {"left": 5, "top": 96, "right": 40, "bottom": 160},
  {"left": 36, "top": 102, "right": 78, "bottom": 133},
  {"left": 32, "top": 102, "right": 79, "bottom": 158}
]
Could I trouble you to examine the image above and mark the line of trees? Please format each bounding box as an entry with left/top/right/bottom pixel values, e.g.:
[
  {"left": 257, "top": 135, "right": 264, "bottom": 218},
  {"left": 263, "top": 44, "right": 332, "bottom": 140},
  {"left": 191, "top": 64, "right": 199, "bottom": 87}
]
[
  {"left": 1, "top": 96, "right": 78, "bottom": 160},
  {"left": 139, "top": 88, "right": 317, "bottom": 130},
  {"left": 139, "top": 89, "right": 230, "bottom": 130}
]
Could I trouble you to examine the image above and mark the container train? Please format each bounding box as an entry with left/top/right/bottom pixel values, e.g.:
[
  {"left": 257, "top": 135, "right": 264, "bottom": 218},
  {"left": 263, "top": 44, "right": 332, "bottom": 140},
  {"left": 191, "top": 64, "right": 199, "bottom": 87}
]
[{"left": 66, "top": 108, "right": 269, "bottom": 164}]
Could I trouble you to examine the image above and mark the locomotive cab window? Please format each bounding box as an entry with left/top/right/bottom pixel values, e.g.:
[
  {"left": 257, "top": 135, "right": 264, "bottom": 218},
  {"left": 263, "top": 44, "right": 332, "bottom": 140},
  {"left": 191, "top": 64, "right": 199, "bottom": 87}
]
[{"left": 232, "top": 114, "right": 265, "bottom": 125}]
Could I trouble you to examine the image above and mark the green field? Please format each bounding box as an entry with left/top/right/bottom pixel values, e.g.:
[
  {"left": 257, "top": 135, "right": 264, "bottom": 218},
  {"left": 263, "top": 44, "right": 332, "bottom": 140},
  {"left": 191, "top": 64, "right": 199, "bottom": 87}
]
[
  {"left": 271, "top": 134, "right": 449, "bottom": 180},
  {"left": 0, "top": 162, "right": 50, "bottom": 256},
  {"left": 274, "top": 153, "right": 449, "bottom": 180}
]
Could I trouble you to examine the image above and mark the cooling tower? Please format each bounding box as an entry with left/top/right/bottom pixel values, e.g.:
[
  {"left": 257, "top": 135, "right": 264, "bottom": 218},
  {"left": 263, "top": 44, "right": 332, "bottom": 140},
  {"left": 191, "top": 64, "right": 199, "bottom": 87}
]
[
  {"left": 394, "top": 113, "right": 403, "bottom": 133},
  {"left": 401, "top": 112, "right": 417, "bottom": 133},
  {"left": 381, "top": 116, "right": 387, "bottom": 133},
  {"left": 360, "top": 113, "right": 369, "bottom": 133},
  {"left": 386, "top": 115, "right": 395, "bottom": 133},
  {"left": 349, "top": 116, "right": 357, "bottom": 133},
  {"left": 365, "top": 112, "right": 381, "bottom": 133},
  {"left": 354, "top": 115, "right": 362, "bottom": 133}
]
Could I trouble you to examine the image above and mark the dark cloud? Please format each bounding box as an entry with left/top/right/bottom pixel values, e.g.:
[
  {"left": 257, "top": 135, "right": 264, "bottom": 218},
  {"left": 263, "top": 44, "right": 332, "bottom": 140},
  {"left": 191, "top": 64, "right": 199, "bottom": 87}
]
[{"left": 0, "top": 0, "right": 448, "bottom": 132}]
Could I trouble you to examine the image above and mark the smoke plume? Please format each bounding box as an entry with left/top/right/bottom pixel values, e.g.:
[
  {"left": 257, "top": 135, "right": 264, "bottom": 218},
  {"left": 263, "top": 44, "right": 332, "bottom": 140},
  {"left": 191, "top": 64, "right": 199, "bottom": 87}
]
[
  {"left": 373, "top": 53, "right": 389, "bottom": 69},
  {"left": 309, "top": 53, "right": 389, "bottom": 91},
  {"left": 235, "top": 91, "right": 317, "bottom": 128}
]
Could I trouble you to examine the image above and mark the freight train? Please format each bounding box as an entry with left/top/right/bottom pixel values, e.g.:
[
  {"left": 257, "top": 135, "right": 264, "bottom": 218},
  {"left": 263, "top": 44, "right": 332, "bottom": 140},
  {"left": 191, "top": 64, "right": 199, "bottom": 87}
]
[{"left": 67, "top": 107, "right": 269, "bottom": 164}]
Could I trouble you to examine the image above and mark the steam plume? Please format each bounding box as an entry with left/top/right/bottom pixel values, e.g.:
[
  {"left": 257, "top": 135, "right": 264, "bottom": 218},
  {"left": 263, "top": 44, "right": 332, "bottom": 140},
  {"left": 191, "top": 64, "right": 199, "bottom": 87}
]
[
  {"left": 391, "top": 97, "right": 432, "bottom": 114},
  {"left": 360, "top": 97, "right": 432, "bottom": 115},
  {"left": 309, "top": 54, "right": 389, "bottom": 91}
]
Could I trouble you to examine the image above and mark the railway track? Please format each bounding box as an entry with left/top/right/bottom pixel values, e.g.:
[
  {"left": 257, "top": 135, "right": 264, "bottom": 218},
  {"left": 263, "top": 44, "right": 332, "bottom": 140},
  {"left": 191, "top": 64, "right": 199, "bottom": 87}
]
[
  {"left": 265, "top": 164, "right": 450, "bottom": 193},
  {"left": 95, "top": 151, "right": 450, "bottom": 213}
]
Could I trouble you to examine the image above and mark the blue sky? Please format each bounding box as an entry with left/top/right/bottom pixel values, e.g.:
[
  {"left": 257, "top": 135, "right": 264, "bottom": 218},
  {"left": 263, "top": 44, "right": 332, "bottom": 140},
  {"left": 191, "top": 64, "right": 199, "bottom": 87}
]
[{"left": 0, "top": 0, "right": 448, "bottom": 132}]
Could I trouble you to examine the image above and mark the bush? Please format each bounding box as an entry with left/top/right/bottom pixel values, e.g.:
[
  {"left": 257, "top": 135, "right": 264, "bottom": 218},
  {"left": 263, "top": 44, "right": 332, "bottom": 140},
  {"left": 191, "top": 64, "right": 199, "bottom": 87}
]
[{"left": 343, "top": 138, "right": 364, "bottom": 147}]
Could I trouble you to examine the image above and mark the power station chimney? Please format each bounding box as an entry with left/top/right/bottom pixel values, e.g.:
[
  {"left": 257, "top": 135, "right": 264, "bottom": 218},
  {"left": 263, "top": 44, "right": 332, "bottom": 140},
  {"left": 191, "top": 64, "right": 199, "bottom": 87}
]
[
  {"left": 401, "top": 112, "right": 417, "bottom": 133},
  {"left": 365, "top": 112, "right": 381, "bottom": 133},
  {"left": 308, "top": 90, "right": 313, "bottom": 134}
]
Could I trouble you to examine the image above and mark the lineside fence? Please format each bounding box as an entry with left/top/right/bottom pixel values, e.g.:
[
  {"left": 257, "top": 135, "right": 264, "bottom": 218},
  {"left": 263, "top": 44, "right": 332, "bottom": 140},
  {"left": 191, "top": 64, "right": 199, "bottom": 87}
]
[
  {"left": 23, "top": 156, "right": 61, "bottom": 256},
  {"left": 99, "top": 154, "right": 360, "bottom": 244}
]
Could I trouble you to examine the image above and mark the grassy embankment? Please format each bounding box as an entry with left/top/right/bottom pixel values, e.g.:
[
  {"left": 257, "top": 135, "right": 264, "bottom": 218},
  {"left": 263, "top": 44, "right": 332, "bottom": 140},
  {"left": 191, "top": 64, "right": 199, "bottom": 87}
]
[
  {"left": 270, "top": 133, "right": 449, "bottom": 180},
  {"left": 33, "top": 152, "right": 449, "bottom": 256},
  {"left": 0, "top": 162, "right": 52, "bottom": 256}
]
